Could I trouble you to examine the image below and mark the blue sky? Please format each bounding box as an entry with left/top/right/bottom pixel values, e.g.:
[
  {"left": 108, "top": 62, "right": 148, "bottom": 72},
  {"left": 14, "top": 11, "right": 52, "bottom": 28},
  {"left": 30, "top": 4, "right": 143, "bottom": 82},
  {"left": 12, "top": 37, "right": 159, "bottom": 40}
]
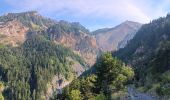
[{"left": 0, "top": 0, "right": 170, "bottom": 31}]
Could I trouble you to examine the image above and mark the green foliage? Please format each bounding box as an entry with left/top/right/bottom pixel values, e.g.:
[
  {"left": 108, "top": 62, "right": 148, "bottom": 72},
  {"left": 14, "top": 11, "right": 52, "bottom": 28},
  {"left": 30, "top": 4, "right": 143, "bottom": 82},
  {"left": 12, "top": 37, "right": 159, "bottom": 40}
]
[
  {"left": 0, "top": 82, "right": 4, "bottom": 100},
  {"left": 92, "top": 93, "right": 107, "bottom": 100},
  {"left": 0, "top": 11, "right": 55, "bottom": 30},
  {"left": 0, "top": 82, "right": 4, "bottom": 92},
  {"left": 0, "top": 11, "right": 93, "bottom": 100},
  {"left": 0, "top": 34, "right": 86, "bottom": 99},
  {"left": 68, "top": 89, "right": 82, "bottom": 100},
  {"left": 156, "top": 85, "right": 170, "bottom": 96},
  {"left": 0, "top": 93, "right": 4, "bottom": 100},
  {"left": 0, "top": 44, "right": 5, "bottom": 49},
  {"left": 62, "top": 52, "right": 134, "bottom": 99},
  {"left": 160, "top": 71, "right": 170, "bottom": 83},
  {"left": 95, "top": 52, "right": 134, "bottom": 97},
  {"left": 62, "top": 74, "right": 97, "bottom": 100},
  {"left": 139, "top": 41, "right": 170, "bottom": 97},
  {"left": 114, "top": 14, "right": 170, "bottom": 97},
  {"left": 46, "top": 20, "right": 90, "bottom": 40}
]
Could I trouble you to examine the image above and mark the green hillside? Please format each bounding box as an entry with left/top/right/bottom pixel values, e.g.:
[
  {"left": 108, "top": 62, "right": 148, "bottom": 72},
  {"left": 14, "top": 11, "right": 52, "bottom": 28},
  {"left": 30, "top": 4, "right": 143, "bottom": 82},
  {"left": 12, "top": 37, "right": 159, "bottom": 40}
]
[{"left": 114, "top": 14, "right": 170, "bottom": 98}]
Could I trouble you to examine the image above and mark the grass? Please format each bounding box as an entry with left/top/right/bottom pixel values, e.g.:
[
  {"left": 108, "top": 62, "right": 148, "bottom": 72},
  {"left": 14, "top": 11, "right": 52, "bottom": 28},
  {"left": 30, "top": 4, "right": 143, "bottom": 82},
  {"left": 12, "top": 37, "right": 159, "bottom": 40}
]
[
  {"left": 137, "top": 86, "right": 147, "bottom": 93},
  {"left": 0, "top": 43, "right": 5, "bottom": 49},
  {"left": 111, "top": 89, "right": 128, "bottom": 100}
]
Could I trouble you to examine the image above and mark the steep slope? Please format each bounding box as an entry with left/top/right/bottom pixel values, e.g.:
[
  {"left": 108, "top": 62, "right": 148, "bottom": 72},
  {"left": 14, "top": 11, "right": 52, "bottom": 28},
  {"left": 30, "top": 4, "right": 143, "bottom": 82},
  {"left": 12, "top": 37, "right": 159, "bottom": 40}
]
[
  {"left": 0, "top": 11, "right": 98, "bottom": 99},
  {"left": 0, "top": 20, "right": 29, "bottom": 46},
  {"left": 58, "top": 53, "right": 134, "bottom": 100},
  {"left": 46, "top": 21, "right": 98, "bottom": 65},
  {"left": 115, "top": 15, "right": 170, "bottom": 67},
  {"left": 0, "top": 34, "right": 87, "bottom": 100},
  {"left": 0, "top": 11, "right": 98, "bottom": 65},
  {"left": 93, "top": 21, "right": 142, "bottom": 51},
  {"left": 115, "top": 14, "right": 170, "bottom": 98},
  {"left": 0, "top": 11, "right": 55, "bottom": 30},
  {"left": 0, "top": 11, "right": 55, "bottom": 47}
]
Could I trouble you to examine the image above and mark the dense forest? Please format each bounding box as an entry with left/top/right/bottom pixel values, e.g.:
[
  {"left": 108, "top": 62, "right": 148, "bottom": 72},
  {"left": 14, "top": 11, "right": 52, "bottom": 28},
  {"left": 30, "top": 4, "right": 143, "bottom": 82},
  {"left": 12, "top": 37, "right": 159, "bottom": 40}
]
[
  {"left": 0, "top": 33, "right": 86, "bottom": 100},
  {"left": 115, "top": 14, "right": 170, "bottom": 98},
  {"left": 1, "top": 11, "right": 170, "bottom": 100},
  {"left": 0, "top": 11, "right": 100, "bottom": 99},
  {"left": 56, "top": 53, "right": 134, "bottom": 100}
]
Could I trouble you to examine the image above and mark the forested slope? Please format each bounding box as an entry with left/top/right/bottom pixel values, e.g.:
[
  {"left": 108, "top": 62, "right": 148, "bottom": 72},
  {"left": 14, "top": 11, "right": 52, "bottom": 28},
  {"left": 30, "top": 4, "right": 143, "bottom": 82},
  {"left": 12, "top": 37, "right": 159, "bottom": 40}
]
[
  {"left": 114, "top": 14, "right": 170, "bottom": 98},
  {"left": 58, "top": 53, "right": 134, "bottom": 100},
  {"left": 0, "top": 33, "right": 87, "bottom": 99},
  {"left": 0, "top": 11, "right": 98, "bottom": 100}
]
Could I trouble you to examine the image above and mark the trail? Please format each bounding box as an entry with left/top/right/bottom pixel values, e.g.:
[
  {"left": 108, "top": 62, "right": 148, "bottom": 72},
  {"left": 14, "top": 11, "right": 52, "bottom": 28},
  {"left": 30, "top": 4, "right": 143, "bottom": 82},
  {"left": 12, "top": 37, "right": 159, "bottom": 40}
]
[{"left": 127, "top": 86, "right": 158, "bottom": 100}]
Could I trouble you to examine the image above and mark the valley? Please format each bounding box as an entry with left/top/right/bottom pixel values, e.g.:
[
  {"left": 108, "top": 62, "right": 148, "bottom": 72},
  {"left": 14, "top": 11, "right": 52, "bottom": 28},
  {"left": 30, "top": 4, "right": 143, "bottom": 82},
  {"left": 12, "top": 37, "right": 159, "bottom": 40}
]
[{"left": 0, "top": 11, "right": 169, "bottom": 100}]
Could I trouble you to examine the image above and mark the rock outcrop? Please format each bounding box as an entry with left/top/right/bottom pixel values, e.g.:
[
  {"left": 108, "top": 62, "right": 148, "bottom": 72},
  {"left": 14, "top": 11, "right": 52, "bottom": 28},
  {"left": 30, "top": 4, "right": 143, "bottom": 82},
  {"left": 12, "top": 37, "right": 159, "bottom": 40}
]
[
  {"left": 93, "top": 21, "right": 142, "bottom": 51},
  {"left": 0, "top": 20, "right": 29, "bottom": 46}
]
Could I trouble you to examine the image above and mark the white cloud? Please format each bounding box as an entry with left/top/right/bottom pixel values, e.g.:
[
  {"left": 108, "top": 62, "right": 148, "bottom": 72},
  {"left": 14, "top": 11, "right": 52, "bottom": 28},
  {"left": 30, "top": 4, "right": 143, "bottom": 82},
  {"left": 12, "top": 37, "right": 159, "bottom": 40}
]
[{"left": 4, "top": 0, "right": 170, "bottom": 29}]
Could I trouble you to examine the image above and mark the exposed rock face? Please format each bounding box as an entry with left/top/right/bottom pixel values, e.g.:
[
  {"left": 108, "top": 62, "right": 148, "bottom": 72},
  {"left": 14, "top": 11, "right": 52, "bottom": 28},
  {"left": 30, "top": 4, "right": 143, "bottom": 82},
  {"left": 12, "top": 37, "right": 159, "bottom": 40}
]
[
  {"left": 46, "top": 57, "right": 85, "bottom": 99},
  {"left": 0, "top": 11, "right": 56, "bottom": 32},
  {"left": 0, "top": 11, "right": 98, "bottom": 66},
  {"left": 66, "top": 57, "right": 85, "bottom": 76},
  {"left": 0, "top": 11, "right": 99, "bottom": 99},
  {"left": 117, "top": 30, "right": 137, "bottom": 49},
  {"left": 77, "top": 36, "right": 98, "bottom": 65},
  {"left": 93, "top": 21, "right": 142, "bottom": 51},
  {"left": 47, "top": 21, "right": 99, "bottom": 66},
  {"left": 46, "top": 75, "right": 72, "bottom": 100},
  {"left": 57, "top": 34, "right": 98, "bottom": 66},
  {"left": 0, "top": 20, "right": 29, "bottom": 46}
]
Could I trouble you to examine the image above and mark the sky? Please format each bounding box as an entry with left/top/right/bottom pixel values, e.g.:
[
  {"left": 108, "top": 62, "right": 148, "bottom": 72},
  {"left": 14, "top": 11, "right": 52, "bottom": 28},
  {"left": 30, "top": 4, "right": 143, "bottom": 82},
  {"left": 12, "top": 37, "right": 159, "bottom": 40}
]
[{"left": 0, "top": 0, "right": 170, "bottom": 31}]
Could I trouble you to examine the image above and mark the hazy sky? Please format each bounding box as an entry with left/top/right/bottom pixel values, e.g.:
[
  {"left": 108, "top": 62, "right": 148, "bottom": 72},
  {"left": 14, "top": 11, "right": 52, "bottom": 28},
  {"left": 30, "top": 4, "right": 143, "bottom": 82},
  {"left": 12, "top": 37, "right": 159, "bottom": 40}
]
[{"left": 0, "top": 0, "right": 170, "bottom": 31}]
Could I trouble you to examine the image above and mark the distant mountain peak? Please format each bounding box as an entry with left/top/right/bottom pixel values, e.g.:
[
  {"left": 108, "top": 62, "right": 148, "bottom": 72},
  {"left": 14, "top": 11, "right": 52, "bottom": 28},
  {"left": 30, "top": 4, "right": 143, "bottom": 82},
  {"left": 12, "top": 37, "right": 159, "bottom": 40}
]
[
  {"left": 93, "top": 21, "right": 142, "bottom": 51},
  {"left": 123, "top": 20, "right": 140, "bottom": 23},
  {"left": 119, "top": 20, "right": 142, "bottom": 28}
]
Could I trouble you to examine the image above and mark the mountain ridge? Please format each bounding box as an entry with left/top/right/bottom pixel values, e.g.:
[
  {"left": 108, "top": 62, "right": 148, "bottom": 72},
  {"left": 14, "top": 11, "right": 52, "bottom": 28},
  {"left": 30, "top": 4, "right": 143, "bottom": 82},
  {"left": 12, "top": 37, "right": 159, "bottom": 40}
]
[
  {"left": 114, "top": 14, "right": 170, "bottom": 98},
  {"left": 0, "top": 11, "right": 98, "bottom": 65},
  {"left": 0, "top": 11, "right": 146, "bottom": 100},
  {"left": 93, "top": 20, "right": 142, "bottom": 51}
]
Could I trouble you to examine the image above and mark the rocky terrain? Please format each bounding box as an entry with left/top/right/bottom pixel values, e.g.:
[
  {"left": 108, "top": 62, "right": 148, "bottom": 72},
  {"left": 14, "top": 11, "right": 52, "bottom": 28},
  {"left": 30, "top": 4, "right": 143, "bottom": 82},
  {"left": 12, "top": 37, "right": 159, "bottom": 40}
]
[
  {"left": 47, "top": 21, "right": 98, "bottom": 65},
  {"left": 0, "top": 11, "right": 101, "bottom": 99},
  {"left": 0, "top": 11, "right": 98, "bottom": 66},
  {"left": 0, "top": 20, "right": 29, "bottom": 46},
  {"left": 93, "top": 21, "right": 142, "bottom": 51}
]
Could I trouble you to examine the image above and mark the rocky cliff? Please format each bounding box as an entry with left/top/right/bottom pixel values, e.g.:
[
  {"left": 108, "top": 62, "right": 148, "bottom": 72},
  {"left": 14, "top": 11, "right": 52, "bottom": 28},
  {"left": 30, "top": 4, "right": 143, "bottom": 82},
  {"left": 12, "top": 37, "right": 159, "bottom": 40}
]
[{"left": 93, "top": 21, "right": 142, "bottom": 51}]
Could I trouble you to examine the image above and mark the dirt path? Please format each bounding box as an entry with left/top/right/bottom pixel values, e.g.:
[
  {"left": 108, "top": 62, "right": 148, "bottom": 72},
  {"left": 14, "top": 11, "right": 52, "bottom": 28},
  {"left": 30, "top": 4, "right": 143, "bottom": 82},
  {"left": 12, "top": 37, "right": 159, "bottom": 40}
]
[{"left": 127, "top": 86, "right": 158, "bottom": 100}]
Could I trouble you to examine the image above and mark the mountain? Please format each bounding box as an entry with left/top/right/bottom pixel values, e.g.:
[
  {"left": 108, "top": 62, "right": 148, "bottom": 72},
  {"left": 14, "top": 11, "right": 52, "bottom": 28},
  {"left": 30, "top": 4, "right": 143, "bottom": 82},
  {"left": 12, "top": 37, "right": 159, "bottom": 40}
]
[
  {"left": 93, "top": 21, "right": 142, "bottom": 51},
  {"left": 0, "top": 11, "right": 55, "bottom": 30},
  {"left": 0, "top": 20, "right": 29, "bottom": 46},
  {"left": 0, "top": 11, "right": 55, "bottom": 47},
  {"left": 55, "top": 52, "right": 134, "bottom": 100},
  {"left": 46, "top": 21, "right": 98, "bottom": 65},
  {"left": 115, "top": 14, "right": 170, "bottom": 98},
  {"left": 0, "top": 11, "right": 98, "bottom": 66},
  {"left": 0, "top": 11, "right": 98, "bottom": 99}
]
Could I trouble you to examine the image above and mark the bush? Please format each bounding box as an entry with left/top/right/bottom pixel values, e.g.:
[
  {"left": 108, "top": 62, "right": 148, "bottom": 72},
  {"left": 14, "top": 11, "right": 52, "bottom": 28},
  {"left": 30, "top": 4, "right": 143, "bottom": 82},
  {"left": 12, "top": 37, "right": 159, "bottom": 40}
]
[
  {"left": 68, "top": 89, "right": 82, "bottom": 100},
  {"left": 156, "top": 85, "right": 170, "bottom": 96}
]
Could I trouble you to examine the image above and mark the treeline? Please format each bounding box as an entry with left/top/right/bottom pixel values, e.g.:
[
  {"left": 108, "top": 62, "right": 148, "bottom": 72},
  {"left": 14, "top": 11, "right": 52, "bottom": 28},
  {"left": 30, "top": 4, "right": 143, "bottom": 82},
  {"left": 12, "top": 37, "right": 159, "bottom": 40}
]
[
  {"left": 0, "top": 34, "right": 85, "bottom": 100},
  {"left": 114, "top": 14, "right": 170, "bottom": 97},
  {"left": 140, "top": 41, "right": 170, "bottom": 96},
  {"left": 57, "top": 53, "right": 134, "bottom": 100}
]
